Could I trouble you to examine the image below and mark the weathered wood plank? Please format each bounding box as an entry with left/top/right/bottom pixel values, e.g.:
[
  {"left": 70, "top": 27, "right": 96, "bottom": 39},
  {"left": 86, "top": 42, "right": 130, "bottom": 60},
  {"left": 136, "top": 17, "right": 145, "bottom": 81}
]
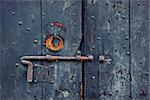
[
  {"left": 0, "top": 1, "right": 2, "bottom": 99},
  {"left": 130, "top": 0, "right": 149, "bottom": 100},
  {"left": 41, "top": 0, "right": 82, "bottom": 100},
  {"left": 0, "top": 0, "right": 42, "bottom": 100},
  {"left": 83, "top": 0, "right": 100, "bottom": 99},
  {"left": 98, "top": 0, "right": 130, "bottom": 100},
  {"left": 84, "top": 0, "right": 131, "bottom": 100}
]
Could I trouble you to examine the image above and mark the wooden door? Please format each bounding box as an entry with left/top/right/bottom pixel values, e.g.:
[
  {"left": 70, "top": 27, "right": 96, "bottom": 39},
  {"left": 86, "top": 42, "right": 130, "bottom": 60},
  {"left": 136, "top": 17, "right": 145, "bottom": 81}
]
[{"left": 0, "top": 0, "right": 149, "bottom": 100}]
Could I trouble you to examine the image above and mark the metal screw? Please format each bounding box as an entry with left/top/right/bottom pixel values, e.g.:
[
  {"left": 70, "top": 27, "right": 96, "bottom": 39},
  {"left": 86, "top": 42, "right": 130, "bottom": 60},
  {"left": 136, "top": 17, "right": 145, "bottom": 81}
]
[
  {"left": 50, "top": 23, "right": 54, "bottom": 26},
  {"left": 97, "top": 37, "right": 100, "bottom": 40},
  {"left": 137, "top": 2, "right": 141, "bottom": 6},
  {"left": 15, "top": 63, "right": 19, "bottom": 67},
  {"left": 34, "top": 80, "right": 37, "bottom": 83},
  {"left": 92, "top": 76, "right": 95, "bottom": 79},
  {"left": 139, "top": 60, "right": 143, "bottom": 64},
  {"left": 10, "top": 74, "right": 14, "bottom": 77},
  {"left": 43, "top": 89, "right": 46, "bottom": 92},
  {"left": 122, "top": 16, "right": 126, "bottom": 19},
  {"left": 105, "top": 2, "right": 109, "bottom": 5},
  {"left": 91, "top": 16, "right": 95, "bottom": 19},
  {"left": 27, "top": 90, "right": 31, "bottom": 94},
  {"left": 12, "top": 12, "right": 15, "bottom": 15},
  {"left": 77, "top": 50, "right": 81, "bottom": 55},
  {"left": 92, "top": 45, "right": 95, "bottom": 49},
  {"left": 122, "top": 45, "right": 127, "bottom": 48},
  {"left": 12, "top": 42, "right": 16, "bottom": 46},
  {"left": 50, "top": 81, "right": 54, "bottom": 84},
  {"left": 126, "top": 52, "right": 130, "bottom": 55},
  {"left": 18, "top": 21, "right": 22, "bottom": 25},
  {"left": 125, "top": 36, "right": 129, "bottom": 40},
  {"left": 137, "top": 31, "right": 141, "bottom": 34},
  {"left": 73, "top": 23, "right": 77, "bottom": 26},
  {"left": 73, "top": 43, "right": 76, "bottom": 46},
  {"left": 51, "top": 65, "right": 54, "bottom": 68},
  {"left": 27, "top": 27, "right": 30, "bottom": 31},
  {"left": 43, "top": 35, "right": 46, "bottom": 38},
  {"left": 34, "top": 39, "right": 38, "bottom": 43},
  {"left": 106, "top": 59, "right": 112, "bottom": 65}
]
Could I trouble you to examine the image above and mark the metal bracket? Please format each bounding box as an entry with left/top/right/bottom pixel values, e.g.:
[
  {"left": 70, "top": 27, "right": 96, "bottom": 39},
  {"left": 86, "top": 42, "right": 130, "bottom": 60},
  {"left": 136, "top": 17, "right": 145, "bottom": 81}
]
[{"left": 21, "top": 55, "right": 93, "bottom": 82}]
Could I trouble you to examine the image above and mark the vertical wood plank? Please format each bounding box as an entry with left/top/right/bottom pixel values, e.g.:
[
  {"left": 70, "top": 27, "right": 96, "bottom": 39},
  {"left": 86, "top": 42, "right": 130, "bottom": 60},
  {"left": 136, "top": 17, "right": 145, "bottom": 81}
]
[
  {"left": 0, "top": 1, "right": 2, "bottom": 99},
  {"left": 130, "top": 0, "right": 149, "bottom": 100},
  {"left": 84, "top": 0, "right": 131, "bottom": 99},
  {"left": 98, "top": 0, "right": 130, "bottom": 100},
  {"left": 99, "top": 0, "right": 130, "bottom": 100},
  {"left": 41, "top": 0, "right": 82, "bottom": 100},
  {"left": 0, "top": 0, "right": 42, "bottom": 100},
  {"left": 83, "top": 0, "right": 100, "bottom": 99}
]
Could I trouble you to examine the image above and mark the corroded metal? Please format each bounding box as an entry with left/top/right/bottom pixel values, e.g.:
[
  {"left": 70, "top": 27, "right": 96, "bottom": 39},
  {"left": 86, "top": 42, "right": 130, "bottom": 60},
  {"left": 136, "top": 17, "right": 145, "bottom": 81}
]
[
  {"left": 46, "top": 35, "right": 64, "bottom": 51},
  {"left": 43, "top": 21, "right": 66, "bottom": 51},
  {"left": 21, "top": 55, "right": 93, "bottom": 82}
]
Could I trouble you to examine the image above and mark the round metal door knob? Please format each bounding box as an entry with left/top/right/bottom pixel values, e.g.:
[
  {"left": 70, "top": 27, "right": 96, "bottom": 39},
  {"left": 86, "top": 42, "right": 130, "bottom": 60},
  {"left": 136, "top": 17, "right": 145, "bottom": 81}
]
[{"left": 46, "top": 35, "right": 64, "bottom": 51}]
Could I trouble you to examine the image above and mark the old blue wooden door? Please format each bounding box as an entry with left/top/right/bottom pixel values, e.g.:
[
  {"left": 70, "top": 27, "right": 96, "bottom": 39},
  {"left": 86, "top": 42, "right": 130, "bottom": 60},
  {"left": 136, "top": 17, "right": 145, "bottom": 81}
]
[{"left": 0, "top": 0, "right": 149, "bottom": 100}]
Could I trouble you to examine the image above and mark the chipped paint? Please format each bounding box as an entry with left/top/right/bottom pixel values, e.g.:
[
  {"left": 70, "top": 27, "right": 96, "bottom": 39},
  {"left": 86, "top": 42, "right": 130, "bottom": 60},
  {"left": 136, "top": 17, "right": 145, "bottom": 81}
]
[
  {"left": 87, "top": 0, "right": 97, "bottom": 5},
  {"left": 106, "top": 19, "right": 111, "bottom": 33},
  {"left": 47, "top": 0, "right": 54, "bottom": 4},
  {"left": 63, "top": 0, "right": 71, "bottom": 11},
  {"left": 62, "top": 90, "right": 70, "bottom": 97},
  {"left": 112, "top": 63, "right": 128, "bottom": 99}
]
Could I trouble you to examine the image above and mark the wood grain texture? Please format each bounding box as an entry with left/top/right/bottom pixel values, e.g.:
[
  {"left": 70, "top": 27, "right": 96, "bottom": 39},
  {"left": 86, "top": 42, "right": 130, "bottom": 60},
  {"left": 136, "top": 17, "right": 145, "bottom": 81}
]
[
  {"left": 0, "top": 0, "right": 42, "bottom": 100},
  {"left": 98, "top": 0, "right": 131, "bottom": 100},
  {"left": 83, "top": 0, "right": 100, "bottom": 99},
  {"left": 130, "top": 0, "right": 149, "bottom": 100},
  {"left": 0, "top": 0, "right": 149, "bottom": 100},
  {"left": 41, "top": 0, "right": 82, "bottom": 100},
  {"left": 83, "top": 0, "right": 131, "bottom": 100}
]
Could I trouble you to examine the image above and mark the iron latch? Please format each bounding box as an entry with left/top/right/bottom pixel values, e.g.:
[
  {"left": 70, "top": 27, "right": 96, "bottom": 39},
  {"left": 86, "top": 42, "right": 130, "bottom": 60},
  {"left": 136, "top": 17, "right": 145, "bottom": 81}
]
[{"left": 21, "top": 55, "right": 93, "bottom": 82}]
